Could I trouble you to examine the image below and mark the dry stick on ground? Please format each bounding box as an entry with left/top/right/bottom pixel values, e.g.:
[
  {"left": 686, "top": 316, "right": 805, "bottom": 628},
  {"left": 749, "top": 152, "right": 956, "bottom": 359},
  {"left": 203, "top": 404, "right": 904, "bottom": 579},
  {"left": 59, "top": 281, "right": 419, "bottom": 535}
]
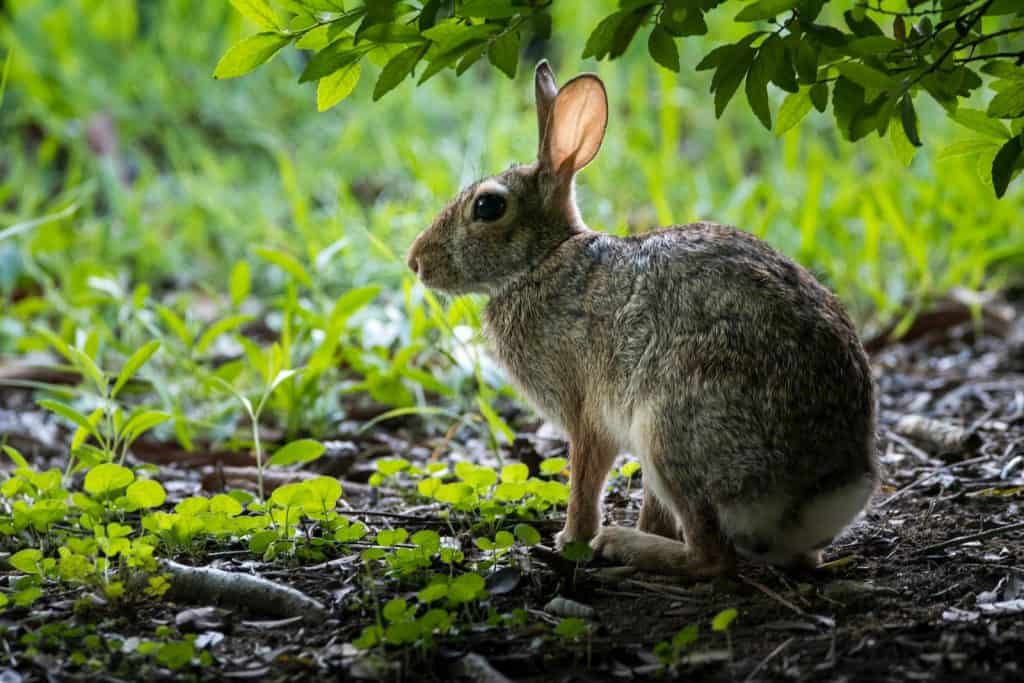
[
  {"left": 894, "top": 414, "right": 979, "bottom": 452},
  {"left": 913, "top": 521, "right": 1024, "bottom": 556},
  {"left": 156, "top": 560, "right": 328, "bottom": 622},
  {"left": 737, "top": 575, "right": 834, "bottom": 629},
  {"left": 876, "top": 454, "right": 992, "bottom": 509},
  {"left": 744, "top": 637, "right": 794, "bottom": 683}
]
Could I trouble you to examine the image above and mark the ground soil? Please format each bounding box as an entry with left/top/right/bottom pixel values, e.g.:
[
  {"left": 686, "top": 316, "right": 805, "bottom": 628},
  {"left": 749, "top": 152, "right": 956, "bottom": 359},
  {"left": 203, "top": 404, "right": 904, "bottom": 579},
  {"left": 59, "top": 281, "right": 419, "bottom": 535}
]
[{"left": 2, "top": 301, "right": 1023, "bottom": 682}]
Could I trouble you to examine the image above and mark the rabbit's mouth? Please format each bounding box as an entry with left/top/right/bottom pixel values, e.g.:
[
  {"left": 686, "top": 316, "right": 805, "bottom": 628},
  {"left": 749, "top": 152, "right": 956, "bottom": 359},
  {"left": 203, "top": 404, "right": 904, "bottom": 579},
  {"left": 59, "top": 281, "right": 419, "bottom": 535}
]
[{"left": 408, "top": 249, "right": 459, "bottom": 293}]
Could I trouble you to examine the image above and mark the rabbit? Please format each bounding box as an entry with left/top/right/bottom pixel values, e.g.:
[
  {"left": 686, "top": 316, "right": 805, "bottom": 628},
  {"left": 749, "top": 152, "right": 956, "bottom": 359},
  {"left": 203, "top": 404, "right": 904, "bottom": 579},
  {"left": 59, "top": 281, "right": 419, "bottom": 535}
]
[{"left": 406, "top": 60, "right": 878, "bottom": 577}]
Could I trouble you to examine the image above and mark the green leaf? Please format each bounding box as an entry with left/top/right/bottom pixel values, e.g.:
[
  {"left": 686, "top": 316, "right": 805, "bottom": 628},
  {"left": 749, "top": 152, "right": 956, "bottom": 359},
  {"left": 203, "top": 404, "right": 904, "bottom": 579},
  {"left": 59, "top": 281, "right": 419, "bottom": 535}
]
[
  {"left": 418, "top": 582, "right": 449, "bottom": 603},
  {"left": 213, "top": 33, "right": 290, "bottom": 79},
  {"left": 746, "top": 51, "right": 772, "bottom": 130},
  {"left": 889, "top": 117, "right": 918, "bottom": 167},
  {"left": 952, "top": 108, "right": 1012, "bottom": 140},
  {"left": 514, "top": 523, "right": 541, "bottom": 546},
  {"left": 382, "top": 597, "right": 408, "bottom": 622},
  {"left": 376, "top": 528, "right": 408, "bottom": 546},
  {"left": 210, "top": 493, "right": 244, "bottom": 515},
  {"left": 795, "top": 39, "right": 817, "bottom": 85},
  {"left": 373, "top": 44, "right": 427, "bottom": 101},
  {"left": 555, "top": 617, "right": 588, "bottom": 638},
  {"left": 809, "top": 81, "right": 828, "bottom": 112},
  {"left": 712, "top": 607, "right": 738, "bottom": 631},
  {"left": 660, "top": 2, "right": 706, "bottom": 36},
  {"left": 540, "top": 457, "right": 568, "bottom": 476},
  {"left": 582, "top": 11, "right": 624, "bottom": 60},
  {"left": 988, "top": 83, "right": 1024, "bottom": 120},
  {"left": 982, "top": 61, "right": 1024, "bottom": 81},
  {"left": 648, "top": 25, "right": 679, "bottom": 72},
  {"left": 127, "top": 479, "right": 167, "bottom": 509},
  {"left": 268, "top": 439, "right": 326, "bottom": 466},
  {"left": 844, "top": 36, "right": 901, "bottom": 57},
  {"left": 993, "top": 135, "right": 1023, "bottom": 199},
  {"left": 254, "top": 246, "right": 313, "bottom": 287},
  {"left": 835, "top": 62, "right": 896, "bottom": 89},
  {"left": 229, "top": 261, "right": 251, "bottom": 306},
  {"left": 457, "top": 43, "right": 487, "bottom": 74},
  {"left": 561, "top": 540, "right": 594, "bottom": 562},
  {"left": 495, "top": 530, "right": 515, "bottom": 548},
  {"left": 488, "top": 29, "right": 519, "bottom": 79},
  {"left": 620, "top": 461, "right": 641, "bottom": 478},
  {"left": 412, "top": 529, "right": 440, "bottom": 552},
  {"left": 501, "top": 463, "right": 529, "bottom": 483},
  {"left": 422, "top": 21, "right": 498, "bottom": 50},
  {"left": 317, "top": 61, "right": 362, "bottom": 111},
  {"left": 2, "top": 445, "right": 29, "bottom": 469},
  {"left": 460, "top": 0, "right": 516, "bottom": 18},
  {"left": 156, "top": 306, "right": 193, "bottom": 347},
  {"left": 936, "top": 138, "right": 1000, "bottom": 161},
  {"left": 448, "top": 572, "right": 486, "bottom": 604},
  {"left": 672, "top": 623, "right": 699, "bottom": 648},
  {"left": 608, "top": 6, "right": 651, "bottom": 59},
  {"left": 9, "top": 549, "right": 43, "bottom": 574},
  {"left": 418, "top": 43, "right": 475, "bottom": 84},
  {"left": 157, "top": 641, "right": 194, "bottom": 670},
  {"left": 376, "top": 457, "right": 410, "bottom": 477},
  {"left": 37, "top": 399, "right": 96, "bottom": 437},
  {"left": 359, "top": 23, "right": 421, "bottom": 45},
  {"left": 299, "top": 38, "right": 360, "bottom": 83},
  {"left": 229, "top": 0, "right": 279, "bottom": 30},
  {"left": 735, "top": 0, "right": 800, "bottom": 22},
  {"left": 123, "top": 410, "right": 171, "bottom": 443},
  {"left": 712, "top": 48, "right": 755, "bottom": 118},
  {"left": 112, "top": 340, "right": 160, "bottom": 398},
  {"left": 195, "top": 314, "right": 253, "bottom": 354},
  {"left": 763, "top": 34, "right": 796, "bottom": 93},
  {"left": 832, "top": 76, "right": 865, "bottom": 139},
  {"left": 84, "top": 464, "right": 135, "bottom": 497},
  {"left": 493, "top": 482, "right": 527, "bottom": 501},
  {"left": 899, "top": 95, "right": 921, "bottom": 147},
  {"left": 434, "top": 482, "right": 474, "bottom": 505},
  {"left": 476, "top": 396, "right": 515, "bottom": 444}
]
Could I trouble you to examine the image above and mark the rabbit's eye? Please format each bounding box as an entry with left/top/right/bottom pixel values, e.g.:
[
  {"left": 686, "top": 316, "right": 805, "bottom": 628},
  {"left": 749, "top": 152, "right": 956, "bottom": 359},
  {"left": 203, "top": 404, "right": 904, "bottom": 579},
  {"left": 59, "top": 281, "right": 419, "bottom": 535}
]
[{"left": 472, "top": 193, "right": 506, "bottom": 222}]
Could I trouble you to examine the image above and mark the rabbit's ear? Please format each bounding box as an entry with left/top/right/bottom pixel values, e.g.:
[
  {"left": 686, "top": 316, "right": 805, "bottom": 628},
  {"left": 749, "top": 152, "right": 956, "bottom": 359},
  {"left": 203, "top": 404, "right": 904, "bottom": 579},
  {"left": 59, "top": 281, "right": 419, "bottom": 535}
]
[
  {"left": 542, "top": 74, "right": 608, "bottom": 180},
  {"left": 535, "top": 60, "right": 559, "bottom": 156}
]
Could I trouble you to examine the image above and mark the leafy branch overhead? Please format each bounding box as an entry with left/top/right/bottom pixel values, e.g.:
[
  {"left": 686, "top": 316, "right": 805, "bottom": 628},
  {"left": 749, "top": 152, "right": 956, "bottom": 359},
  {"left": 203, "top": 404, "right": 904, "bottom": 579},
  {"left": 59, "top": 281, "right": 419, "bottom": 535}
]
[{"left": 216, "top": 0, "right": 1024, "bottom": 196}]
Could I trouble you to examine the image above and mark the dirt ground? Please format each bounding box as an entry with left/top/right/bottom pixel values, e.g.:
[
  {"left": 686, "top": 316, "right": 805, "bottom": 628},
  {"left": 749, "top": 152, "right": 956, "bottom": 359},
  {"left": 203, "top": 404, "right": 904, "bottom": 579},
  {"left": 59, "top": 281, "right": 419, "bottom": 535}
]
[{"left": 2, "top": 296, "right": 1023, "bottom": 682}]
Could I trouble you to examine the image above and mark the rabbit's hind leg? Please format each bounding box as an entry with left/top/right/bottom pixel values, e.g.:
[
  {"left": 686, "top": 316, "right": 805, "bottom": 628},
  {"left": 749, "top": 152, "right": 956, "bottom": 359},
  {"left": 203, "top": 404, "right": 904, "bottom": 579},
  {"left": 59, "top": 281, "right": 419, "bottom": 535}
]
[
  {"left": 593, "top": 498, "right": 736, "bottom": 578},
  {"left": 638, "top": 486, "right": 683, "bottom": 540}
]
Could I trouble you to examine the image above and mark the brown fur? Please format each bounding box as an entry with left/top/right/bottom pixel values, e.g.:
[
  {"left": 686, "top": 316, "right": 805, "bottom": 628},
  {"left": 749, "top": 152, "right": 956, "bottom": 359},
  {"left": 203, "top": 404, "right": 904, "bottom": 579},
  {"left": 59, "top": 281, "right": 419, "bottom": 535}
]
[{"left": 407, "top": 61, "right": 878, "bottom": 577}]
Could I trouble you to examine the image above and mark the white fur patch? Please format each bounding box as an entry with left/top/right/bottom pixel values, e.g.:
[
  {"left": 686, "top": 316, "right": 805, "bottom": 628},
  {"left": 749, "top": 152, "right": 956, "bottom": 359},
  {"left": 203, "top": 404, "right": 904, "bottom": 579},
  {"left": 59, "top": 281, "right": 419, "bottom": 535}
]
[{"left": 719, "top": 477, "right": 874, "bottom": 564}]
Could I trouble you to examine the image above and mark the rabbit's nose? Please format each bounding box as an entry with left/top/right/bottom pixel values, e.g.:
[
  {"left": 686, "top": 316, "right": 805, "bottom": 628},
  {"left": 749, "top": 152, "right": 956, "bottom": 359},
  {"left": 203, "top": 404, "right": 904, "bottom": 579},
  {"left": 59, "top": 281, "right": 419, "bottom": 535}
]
[{"left": 406, "top": 252, "right": 419, "bottom": 274}]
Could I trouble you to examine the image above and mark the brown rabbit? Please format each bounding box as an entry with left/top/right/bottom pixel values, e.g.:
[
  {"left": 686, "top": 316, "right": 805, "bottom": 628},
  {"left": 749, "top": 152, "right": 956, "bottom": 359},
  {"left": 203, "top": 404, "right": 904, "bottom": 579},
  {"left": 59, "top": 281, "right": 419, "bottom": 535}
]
[{"left": 406, "top": 61, "right": 878, "bottom": 577}]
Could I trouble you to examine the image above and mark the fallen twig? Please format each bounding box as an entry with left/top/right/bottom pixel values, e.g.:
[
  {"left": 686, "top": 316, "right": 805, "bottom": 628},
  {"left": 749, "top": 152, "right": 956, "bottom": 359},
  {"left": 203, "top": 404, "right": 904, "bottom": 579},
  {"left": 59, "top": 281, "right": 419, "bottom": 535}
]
[
  {"left": 737, "top": 575, "right": 833, "bottom": 629},
  {"left": 894, "top": 414, "right": 979, "bottom": 453},
  {"left": 157, "top": 560, "right": 328, "bottom": 622},
  {"left": 744, "top": 637, "right": 793, "bottom": 683},
  {"left": 876, "top": 454, "right": 991, "bottom": 509},
  {"left": 913, "top": 521, "right": 1024, "bottom": 556}
]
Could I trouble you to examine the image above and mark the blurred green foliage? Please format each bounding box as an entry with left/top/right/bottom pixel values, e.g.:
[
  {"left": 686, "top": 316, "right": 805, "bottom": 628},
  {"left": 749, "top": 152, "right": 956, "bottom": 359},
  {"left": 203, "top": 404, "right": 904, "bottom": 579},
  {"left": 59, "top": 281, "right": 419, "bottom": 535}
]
[{"left": 0, "top": 0, "right": 1023, "bottom": 449}]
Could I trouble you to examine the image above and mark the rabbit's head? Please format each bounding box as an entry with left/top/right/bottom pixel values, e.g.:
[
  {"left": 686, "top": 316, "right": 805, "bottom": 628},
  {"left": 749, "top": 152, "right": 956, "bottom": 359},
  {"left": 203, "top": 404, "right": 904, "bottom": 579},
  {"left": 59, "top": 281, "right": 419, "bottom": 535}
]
[{"left": 407, "top": 61, "right": 608, "bottom": 294}]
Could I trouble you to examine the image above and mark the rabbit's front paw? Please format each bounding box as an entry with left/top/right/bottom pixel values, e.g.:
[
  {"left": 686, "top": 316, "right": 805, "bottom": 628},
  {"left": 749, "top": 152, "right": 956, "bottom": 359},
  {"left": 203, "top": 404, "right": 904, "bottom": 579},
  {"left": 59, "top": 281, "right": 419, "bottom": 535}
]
[
  {"left": 590, "top": 526, "right": 644, "bottom": 565},
  {"left": 554, "top": 525, "right": 597, "bottom": 551}
]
